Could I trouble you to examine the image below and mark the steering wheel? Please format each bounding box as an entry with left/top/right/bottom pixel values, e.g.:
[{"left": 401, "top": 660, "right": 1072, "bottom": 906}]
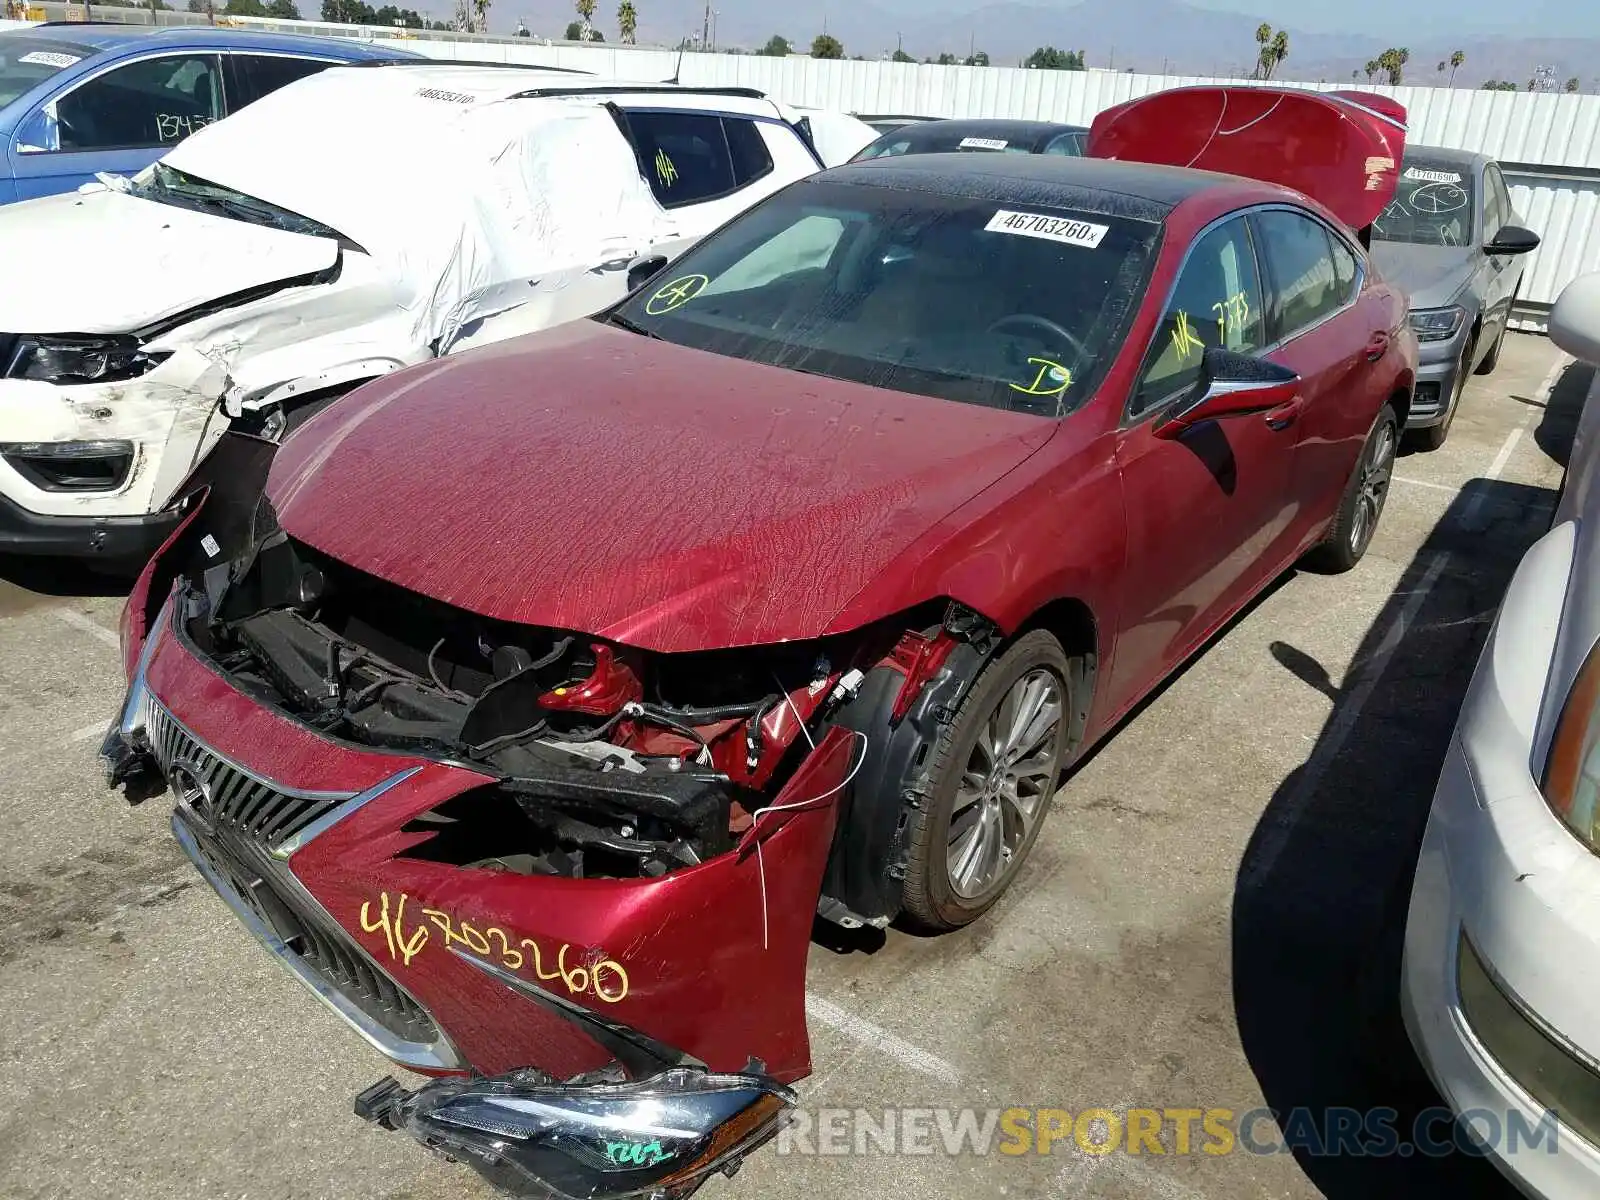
[{"left": 987, "top": 313, "right": 1088, "bottom": 361}]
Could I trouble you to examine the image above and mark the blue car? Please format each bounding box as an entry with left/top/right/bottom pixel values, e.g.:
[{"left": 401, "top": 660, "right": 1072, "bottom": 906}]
[{"left": 0, "top": 23, "right": 415, "bottom": 203}]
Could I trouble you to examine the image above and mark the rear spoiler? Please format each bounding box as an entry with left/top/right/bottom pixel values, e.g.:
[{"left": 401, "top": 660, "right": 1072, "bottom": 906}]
[{"left": 1087, "top": 85, "right": 1407, "bottom": 234}]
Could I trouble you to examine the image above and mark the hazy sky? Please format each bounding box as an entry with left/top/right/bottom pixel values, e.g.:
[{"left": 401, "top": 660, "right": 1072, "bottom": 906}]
[{"left": 1185, "top": 0, "right": 1597, "bottom": 38}]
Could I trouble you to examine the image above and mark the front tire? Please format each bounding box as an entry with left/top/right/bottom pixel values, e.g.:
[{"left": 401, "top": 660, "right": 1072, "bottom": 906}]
[
  {"left": 1305, "top": 404, "right": 1398, "bottom": 574},
  {"left": 899, "top": 629, "right": 1074, "bottom": 931}
]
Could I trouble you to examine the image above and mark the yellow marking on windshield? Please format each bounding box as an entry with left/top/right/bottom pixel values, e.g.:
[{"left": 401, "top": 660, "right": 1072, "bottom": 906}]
[
  {"left": 645, "top": 274, "right": 709, "bottom": 315},
  {"left": 1010, "top": 357, "right": 1073, "bottom": 398}
]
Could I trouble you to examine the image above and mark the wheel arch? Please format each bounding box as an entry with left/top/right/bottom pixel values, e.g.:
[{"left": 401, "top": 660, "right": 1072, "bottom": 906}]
[{"left": 1009, "top": 596, "right": 1100, "bottom": 759}]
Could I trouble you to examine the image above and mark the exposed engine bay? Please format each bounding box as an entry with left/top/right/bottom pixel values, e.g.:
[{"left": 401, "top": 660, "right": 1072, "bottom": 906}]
[{"left": 172, "top": 499, "right": 971, "bottom": 886}]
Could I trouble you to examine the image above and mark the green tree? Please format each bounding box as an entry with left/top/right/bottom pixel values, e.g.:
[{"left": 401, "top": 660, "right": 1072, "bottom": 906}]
[
  {"left": 1024, "top": 46, "right": 1083, "bottom": 70},
  {"left": 617, "top": 0, "right": 636, "bottom": 43},
  {"left": 575, "top": 0, "right": 595, "bottom": 39},
  {"left": 965, "top": 49, "right": 989, "bottom": 66},
  {"left": 1373, "top": 47, "right": 1408, "bottom": 85},
  {"left": 1567, "top": 76, "right": 1581, "bottom": 92},
  {"left": 225, "top": 0, "right": 266, "bottom": 14},
  {"left": 1448, "top": 49, "right": 1465, "bottom": 86},
  {"left": 1253, "top": 22, "right": 1271, "bottom": 77},
  {"left": 891, "top": 48, "right": 914, "bottom": 62},
  {"left": 322, "top": 0, "right": 376, "bottom": 20},
  {"left": 372, "top": 4, "right": 423, "bottom": 24},
  {"left": 1479, "top": 78, "right": 1517, "bottom": 91},
  {"left": 758, "top": 34, "right": 791, "bottom": 56},
  {"left": 1251, "top": 24, "right": 1286, "bottom": 79},
  {"left": 265, "top": 0, "right": 300, "bottom": 14},
  {"left": 1364, "top": 59, "right": 1379, "bottom": 80},
  {"left": 811, "top": 33, "right": 843, "bottom": 58}
]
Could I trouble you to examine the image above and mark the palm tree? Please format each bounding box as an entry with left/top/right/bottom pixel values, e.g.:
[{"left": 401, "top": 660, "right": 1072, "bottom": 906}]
[
  {"left": 1351, "top": 68, "right": 1359, "bottom": 81},
  {"left": 470, "top": 0, "right": 489, "bottom": 32},
  {"left": 1267, "top": 29, "right": 1288, "bottom": 79},
  {"left": 575, "top": 0, "right": 595, "bottom": 40},
  {"left": 1449, "top": 49, "right": 1465, "bottom": 87},
  {"left": 1254, "top": 22, "right": 1271, "bottom": 79},
  {"left": 1567, "top": 76, "right": 1581, "bottom": 93},
  {"left": 617, "top": 0, "right": 636, "bottom": 43},
  {"left": 1437, "top": 59, "right": 1447, "bottom": 78},
  {"left": 1364, "top": 59, "right": 1379, "bottom": 81}
]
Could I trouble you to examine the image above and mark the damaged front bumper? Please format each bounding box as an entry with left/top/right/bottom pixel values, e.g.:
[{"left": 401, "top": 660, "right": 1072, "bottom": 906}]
[
  {"left": 0, "top": 348, "right": 230, "bottom": 556},
  {"left": 101, "top": 581, "right": 852, "bottom": 1196},
  {"left": 356, "top": 1066, "right": 795, "bottom": 1200}
]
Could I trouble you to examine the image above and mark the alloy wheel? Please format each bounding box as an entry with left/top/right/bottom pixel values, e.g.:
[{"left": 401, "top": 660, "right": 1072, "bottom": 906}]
[
  {"left": 1350, "top": 419, "right": 1396, "bottom": 555},
  {"left": 946, "top": 668, "right": 1064, "bottom": 900}
]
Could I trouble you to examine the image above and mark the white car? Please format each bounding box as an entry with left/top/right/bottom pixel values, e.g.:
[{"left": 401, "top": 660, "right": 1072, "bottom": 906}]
[
  {"left": 1402, "top": 272, "right": 1600, "bottom": 1196},
  {"left": 0, "top": 61, "right": 874, "bottom": 562}
]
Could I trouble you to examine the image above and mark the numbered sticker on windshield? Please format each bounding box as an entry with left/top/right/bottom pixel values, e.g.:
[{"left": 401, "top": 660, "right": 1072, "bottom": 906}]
[
  {"left": 960, "top": 136, "right": 1009, "bottom": 150},
  {"left": 1404, "top": 167, "right": 1463, "bottom": 184},
  {"left": 985, "top": 210, "right": 1109, "bottom": 249},
  {"left": 18, "top": 51, "right": 82, "bottom": 68}
]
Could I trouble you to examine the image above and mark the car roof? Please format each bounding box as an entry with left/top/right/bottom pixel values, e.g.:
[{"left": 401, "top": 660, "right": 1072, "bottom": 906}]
[
  {"left": 897, "top": 117, "right": 1089, "bottom": 137},
  {"left": 299, "top": 60, "right": 779, "bottom": 107},
  {"left": 12, "top": 22, "right": 413, "bottom": 57},
  {"left": 1403, "top": 143, "right": 1488, "bottom": 169},
  {"left": 825, "top": 151, "right": 1257, "bottom": 220}
]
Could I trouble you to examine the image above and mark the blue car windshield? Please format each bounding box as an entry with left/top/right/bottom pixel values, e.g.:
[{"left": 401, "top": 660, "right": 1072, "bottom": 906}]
[{"left": 0, "top": 36, "right": 94, "bottom": 108}]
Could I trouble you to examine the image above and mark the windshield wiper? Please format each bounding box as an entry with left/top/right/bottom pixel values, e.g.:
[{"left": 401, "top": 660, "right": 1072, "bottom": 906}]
[{"left": 604, "top": 312, "right": 662, "bottom": 339}]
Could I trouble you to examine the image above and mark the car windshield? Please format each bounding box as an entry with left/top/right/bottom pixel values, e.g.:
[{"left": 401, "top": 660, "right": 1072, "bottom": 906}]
[
  {"left": 0, "top": 36, "right": 94, "bottom": 108},
  {"left": 1373, "top": 157, "right": 1477, "bottom": 247},
  {"left": 856, "top": 126, "right": 1045, "bottom": 160},
  {"left": 129, "top": 162, "right": 357, "bottom": 247},
  {"left": 605, "top": 180, "right": 1161, "bottom": 415}
]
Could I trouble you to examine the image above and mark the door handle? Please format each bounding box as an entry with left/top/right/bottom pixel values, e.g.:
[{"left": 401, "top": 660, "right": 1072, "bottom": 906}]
[
  {"left": 1364, "top": 332, "right": 1389, "bottom": 363},
  {"left": 1264, "top": 395, "right": 1306, "bottom": 430}
]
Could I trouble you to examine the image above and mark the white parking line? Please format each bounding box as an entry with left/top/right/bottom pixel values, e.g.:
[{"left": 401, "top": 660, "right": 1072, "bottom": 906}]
[
  {"left": 804, "top": 993, "right": 963, "bottom": 1085},
  {"left": 1243, "top": 374, "right": 1555, "bottom": 894},
  {"left": 1391, "top": 474, "right": 1459, "bottom": 494},
  {"left": 51, "top": 608, "right": 119, "bottom": 651}
]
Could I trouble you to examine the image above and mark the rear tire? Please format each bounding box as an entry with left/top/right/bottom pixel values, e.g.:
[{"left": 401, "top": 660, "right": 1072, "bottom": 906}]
[
  {"left": 899, "top": 630, "right": 1074, "bottom": 932},
  {"left": 1304, "top": 404, "right": 1399, "bottom": 574}
]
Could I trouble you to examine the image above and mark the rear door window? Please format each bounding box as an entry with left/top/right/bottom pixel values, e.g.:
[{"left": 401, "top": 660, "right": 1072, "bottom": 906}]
[
  {"left": 1250, "top": 208, "right": 1343, "bottom": 341},
  {"left": 621, "top": 109, "right": 775, "bottom": 208},
  {"left": 225, "top": 53, "right": 333, "bottom": 113}
]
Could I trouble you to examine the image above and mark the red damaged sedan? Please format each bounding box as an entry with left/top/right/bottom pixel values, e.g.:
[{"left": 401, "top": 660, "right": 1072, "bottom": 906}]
[{"left": 101, "top": 87, "right": 1414, "bottom": 1198}]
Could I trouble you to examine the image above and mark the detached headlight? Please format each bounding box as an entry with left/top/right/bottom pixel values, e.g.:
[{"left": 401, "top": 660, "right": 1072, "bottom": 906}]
[
  {"left": 1408, "top": 305, "right": 1467, "bottom": 342},
  {"left": 5, "top": 335, "right": 166, "bottom": 384},
  {"left": 392, "top": 1067, "right": 795, "bottom": 1200},
  {"left": 1540, "top": 638, "right": 1600, "bottom": 851}
]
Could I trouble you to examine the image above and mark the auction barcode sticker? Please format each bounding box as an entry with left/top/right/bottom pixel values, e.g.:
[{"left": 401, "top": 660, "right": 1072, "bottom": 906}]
[
  {"left": 985, "top": 209, "right": 1109, "bottom": 248},
  {"left": 1404, "top": 167, "right": 1462, "bottom": 183},
  {"left": 19, "top": 51, "right": 82, "bottom": 68},
  {"left": 960, "top": 136, "right": 1009, "bottom": 150}
]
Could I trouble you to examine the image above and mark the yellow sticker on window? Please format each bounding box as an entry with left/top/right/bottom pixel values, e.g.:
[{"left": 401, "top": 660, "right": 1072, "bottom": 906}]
[
  {"left": 1010, "top": 357, "right": 1073, "bottom": 398},
  {"left": 644, "top": 274, "right": 709, "bottom": 315},
  {"left": 655, "top": 147, "right": 678, "bottom": 188}
]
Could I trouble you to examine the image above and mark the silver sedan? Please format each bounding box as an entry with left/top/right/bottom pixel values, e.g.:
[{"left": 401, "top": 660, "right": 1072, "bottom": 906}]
[{"left": 1402, "top": 271, "right": 1600, "bottom": 1196}]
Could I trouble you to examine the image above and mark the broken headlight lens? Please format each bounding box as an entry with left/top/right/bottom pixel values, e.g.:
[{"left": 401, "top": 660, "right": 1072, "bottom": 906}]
[
  {"left": 5, "top": 336, "right": 164, "bottom": 384},
  {"left": 403, "top": 1067, "right": 795, "bottom": 1199}
]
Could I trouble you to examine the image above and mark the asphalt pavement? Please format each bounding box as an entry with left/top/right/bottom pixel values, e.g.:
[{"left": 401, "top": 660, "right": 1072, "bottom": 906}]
[{"left": 0, "top": 332, "right": 1584, "bottom": 1200}]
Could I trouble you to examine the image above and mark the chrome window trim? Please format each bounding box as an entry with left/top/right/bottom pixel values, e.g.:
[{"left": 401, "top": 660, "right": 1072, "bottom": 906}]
[{"left": 1122, "top": 201, "right": 1368, "bottom": 428}]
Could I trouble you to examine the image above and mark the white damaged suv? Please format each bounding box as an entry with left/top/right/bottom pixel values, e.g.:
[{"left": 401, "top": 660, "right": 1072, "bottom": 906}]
[{"left": 0, "top": 60, "right": 873, "bottom": 562}]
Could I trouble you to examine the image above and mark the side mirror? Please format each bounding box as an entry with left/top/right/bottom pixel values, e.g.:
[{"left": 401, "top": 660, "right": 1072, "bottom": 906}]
[
  {"left": 1485, "top": 225, "right": 1540, "bottom": 256},
  {"left": 1549, "top": 272, "right": 1600, "bottom": 367},
  {"left": 627, "top": 254, "right": 670, "bottom": 292},
  {"left": 1153, "top": 348, "right": 1301, "bottom": 440},
  {"left": 15, "top": 102, "right": 58, "bottom": 154}
]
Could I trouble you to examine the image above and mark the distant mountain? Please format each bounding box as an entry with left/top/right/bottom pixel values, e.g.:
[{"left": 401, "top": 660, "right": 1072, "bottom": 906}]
[{"left": 488, "top": 0, "right": 1600, "bottom": 91}]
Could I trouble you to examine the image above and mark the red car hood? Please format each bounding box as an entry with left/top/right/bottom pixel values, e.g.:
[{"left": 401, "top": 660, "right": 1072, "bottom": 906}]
[{"left": 268, "top": 322, "right": 1056, "bottom": 652}]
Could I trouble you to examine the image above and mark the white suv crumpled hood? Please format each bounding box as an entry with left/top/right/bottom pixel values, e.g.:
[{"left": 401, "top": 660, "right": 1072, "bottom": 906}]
[{"left": 0, "top": 186, "right": 340, "bottom": 336}]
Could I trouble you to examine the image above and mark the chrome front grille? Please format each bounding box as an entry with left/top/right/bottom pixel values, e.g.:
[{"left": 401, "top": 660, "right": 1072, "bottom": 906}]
[
  {"left": 149, "top": 704, "right": 455, "bottom": 1066},
  {"left": 146, "top": 702, "right": 351, "bottom": 849}
]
